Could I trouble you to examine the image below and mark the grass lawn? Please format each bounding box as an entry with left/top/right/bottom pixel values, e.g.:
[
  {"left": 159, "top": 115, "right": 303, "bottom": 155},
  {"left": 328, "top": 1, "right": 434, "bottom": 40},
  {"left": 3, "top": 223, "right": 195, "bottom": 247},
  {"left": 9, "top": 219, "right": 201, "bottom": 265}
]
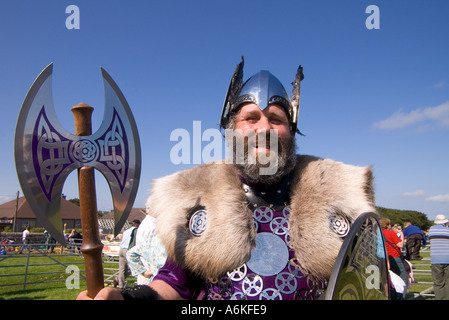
[
  {"left": 0, "top": 252, "right": 86, "bottom": 300},
  {"left": 0, "top": 250, "right": 134, "bottom": 300},
  {"left": 405, "top": 247, "right": 435, "bottom": 300},
  {"left": 0, "top": 246, "right": 436, "bottom": 300}
]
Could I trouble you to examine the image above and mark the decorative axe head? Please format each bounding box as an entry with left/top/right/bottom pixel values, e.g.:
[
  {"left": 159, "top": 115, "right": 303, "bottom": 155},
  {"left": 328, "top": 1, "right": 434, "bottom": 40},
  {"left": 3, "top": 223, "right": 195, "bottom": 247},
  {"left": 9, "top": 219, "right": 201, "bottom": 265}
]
[{"left": 14, "top": 63, "right": 141, "bottom": 244}]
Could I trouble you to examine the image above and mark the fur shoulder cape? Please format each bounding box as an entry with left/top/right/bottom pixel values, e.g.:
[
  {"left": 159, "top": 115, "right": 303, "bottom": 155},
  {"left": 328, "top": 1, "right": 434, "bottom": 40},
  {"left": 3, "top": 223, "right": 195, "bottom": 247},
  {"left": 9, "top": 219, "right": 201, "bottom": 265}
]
[{"left": 147, "top": 155, "right": 375, "bottom": 281}]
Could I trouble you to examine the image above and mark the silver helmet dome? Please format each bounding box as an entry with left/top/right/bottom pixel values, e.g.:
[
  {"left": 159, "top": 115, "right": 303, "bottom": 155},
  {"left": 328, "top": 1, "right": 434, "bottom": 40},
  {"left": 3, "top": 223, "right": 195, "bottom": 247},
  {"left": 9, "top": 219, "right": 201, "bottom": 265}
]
[{"left": 220, "top": 57, "right": 304, "bottom": 134}]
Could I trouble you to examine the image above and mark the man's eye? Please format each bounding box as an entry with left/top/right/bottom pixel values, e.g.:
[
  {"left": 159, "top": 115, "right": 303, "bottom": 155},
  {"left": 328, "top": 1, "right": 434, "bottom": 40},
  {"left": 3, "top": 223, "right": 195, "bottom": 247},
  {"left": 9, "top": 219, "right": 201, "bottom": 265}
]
[{"left": 270, "top": 118, "right": 283, "bottom": 124}]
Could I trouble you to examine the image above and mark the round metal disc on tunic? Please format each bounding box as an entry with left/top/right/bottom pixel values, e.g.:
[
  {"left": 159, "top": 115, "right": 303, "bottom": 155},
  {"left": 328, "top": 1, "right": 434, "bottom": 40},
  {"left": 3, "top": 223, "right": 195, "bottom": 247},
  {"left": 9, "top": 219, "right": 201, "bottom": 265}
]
[
  {"left": 275, "top": 272, "right": 298, "bottom": 294},
  {"left": 270, "top": 217, "right": 289, "bottom": 235},
  {"left": 227, "top": 264, "right": 248, "bottom": 282},
  {"left": 282, "top": 206, "right": 291, "bottom": 219},
  {"left": 242, "top": 273, "right": 264, "bottom": 297},
  {"left": 260, "top": 288, "right": 282, "bottom": 300},
  {"left": 253, "top": 206, "right": 273, "bottom": 223},
  {"left": 231, "top": 292, "right": 246, "bottom": 300},
  {"left": 246, "top": 232, "right": 289, "bottom": 276}
]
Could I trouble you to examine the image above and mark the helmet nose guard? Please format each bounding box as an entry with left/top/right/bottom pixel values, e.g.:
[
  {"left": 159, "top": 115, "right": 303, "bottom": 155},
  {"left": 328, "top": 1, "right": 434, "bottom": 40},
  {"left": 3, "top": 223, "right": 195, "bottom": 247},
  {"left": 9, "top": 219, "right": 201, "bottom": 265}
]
[
  {"left": 220, "top": 57, "right": 304, "bottom": 135},
  {"left": 236, "top": 70, "right": 291, "bottom": 115}
]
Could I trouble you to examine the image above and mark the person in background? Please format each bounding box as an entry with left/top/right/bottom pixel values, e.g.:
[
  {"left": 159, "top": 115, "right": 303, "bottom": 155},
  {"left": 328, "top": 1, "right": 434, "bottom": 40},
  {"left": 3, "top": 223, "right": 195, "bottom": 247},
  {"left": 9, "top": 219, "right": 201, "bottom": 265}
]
[
  {"left": 126, "top": 212, "right": 167, "bottom": 285},
  {"left": 115, "top": 219, "right": 140, "bottom": 289},
  {"left": 392, "top": 224, "right": 404, "bottom": 241},
  {"left": 381, "top": 218, "right": 408, "bottom": 299},
  {"left": 68, "top": 229, "right": 82, "bottom": 253},
  {"left": 44, "top": 230, "right": 56, "bottom": 253},
  {"left": 427, "top": 214, "right": 449, "bottom": 300},
  {"left": 19, "top": 226, "right": 30, "bottom": 254},
  {"left": 403, "top": 222, "right": 426, "bottom": 260}
]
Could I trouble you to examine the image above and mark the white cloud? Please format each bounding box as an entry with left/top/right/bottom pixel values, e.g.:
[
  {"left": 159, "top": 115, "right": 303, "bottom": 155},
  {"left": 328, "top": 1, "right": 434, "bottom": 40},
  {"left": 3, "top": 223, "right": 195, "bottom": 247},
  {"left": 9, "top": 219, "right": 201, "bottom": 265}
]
[
  {"left": 401, "top": 190, "right": 426, "bottom": 197},
  {"left": 425, "top": 194, "right": 449, "bottom": 202},
  {"left": 373, "top": 101, "right": 449, "bottom": 131},
  {"left": 0, "top": 195, "right": 14, "bottom": 204},
  {"left": 433, "top": 81, "right": 446, "bottom": 89}
]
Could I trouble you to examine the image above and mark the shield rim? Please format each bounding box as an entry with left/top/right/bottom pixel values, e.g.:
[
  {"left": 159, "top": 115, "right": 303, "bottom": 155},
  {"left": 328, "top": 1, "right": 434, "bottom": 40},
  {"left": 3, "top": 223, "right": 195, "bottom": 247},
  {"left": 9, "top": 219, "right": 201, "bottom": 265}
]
[{"left": 323, "top": 211, "right": 390, "bottom": 300}]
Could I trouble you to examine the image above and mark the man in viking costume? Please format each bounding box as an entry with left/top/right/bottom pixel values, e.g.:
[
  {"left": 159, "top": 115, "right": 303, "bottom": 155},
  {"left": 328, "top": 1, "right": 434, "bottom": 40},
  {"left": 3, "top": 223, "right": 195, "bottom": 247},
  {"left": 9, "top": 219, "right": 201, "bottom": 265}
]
[{"left": 80, "top": 57, "right": 375, "bottom": 300}]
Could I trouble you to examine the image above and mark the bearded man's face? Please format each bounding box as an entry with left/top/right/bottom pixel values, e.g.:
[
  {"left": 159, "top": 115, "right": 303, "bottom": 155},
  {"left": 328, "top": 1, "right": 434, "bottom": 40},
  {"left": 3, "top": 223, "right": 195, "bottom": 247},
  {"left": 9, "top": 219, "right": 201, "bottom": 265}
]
[{"left": 226, "top": 103, "right": 297, "bottom": 185}]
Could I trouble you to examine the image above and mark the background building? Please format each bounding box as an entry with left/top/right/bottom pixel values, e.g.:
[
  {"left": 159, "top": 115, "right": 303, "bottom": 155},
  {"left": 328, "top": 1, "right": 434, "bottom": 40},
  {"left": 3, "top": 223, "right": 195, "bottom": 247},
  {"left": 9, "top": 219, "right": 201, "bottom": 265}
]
[
  {"left": 0, "top": 196, "right": 82, "bottom": 232},
  {"left": 99, "top": 208, "right": 146, "bottom": 238}
]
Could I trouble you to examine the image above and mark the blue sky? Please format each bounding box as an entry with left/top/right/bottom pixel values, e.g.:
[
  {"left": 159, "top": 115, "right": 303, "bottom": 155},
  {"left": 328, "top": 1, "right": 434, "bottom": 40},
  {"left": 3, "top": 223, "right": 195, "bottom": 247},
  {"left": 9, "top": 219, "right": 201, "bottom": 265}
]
[{"left": 1, "top": 0, "right": 448, "bottom": 221}]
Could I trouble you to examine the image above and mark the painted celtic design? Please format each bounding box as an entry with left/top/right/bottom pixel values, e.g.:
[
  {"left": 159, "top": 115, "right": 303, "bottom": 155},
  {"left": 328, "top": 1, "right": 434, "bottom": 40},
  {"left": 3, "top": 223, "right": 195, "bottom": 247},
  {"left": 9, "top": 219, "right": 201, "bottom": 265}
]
[
  {"left": 33, "top": 107, "right": 130, "bottom": 200},
  {"left": 34, "top": 107, "right": 71, "bottom": 201},
  {"left": 97, "top": 110, "right": 128, "bottom": 191}
]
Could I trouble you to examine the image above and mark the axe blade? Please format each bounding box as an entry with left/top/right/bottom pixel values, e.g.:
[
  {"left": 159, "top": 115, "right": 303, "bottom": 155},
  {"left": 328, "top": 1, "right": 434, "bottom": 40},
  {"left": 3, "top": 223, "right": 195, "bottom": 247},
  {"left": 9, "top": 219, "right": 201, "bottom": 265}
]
[
  {"left": 93, "top": 68, "right": 141, "bottom": 236},
  {"left": 14, "top": 64, "right": 78, "bottom": 245},
  {"left": 15, "top": 64, "right": 141, "bottom": 243}
]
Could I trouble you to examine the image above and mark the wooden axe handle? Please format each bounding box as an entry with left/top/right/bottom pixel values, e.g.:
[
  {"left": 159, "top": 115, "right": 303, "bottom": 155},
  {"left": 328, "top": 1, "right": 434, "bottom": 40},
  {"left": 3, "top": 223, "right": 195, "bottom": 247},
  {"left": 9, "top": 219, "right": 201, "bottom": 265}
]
[{"left": 71, "top": 102, "right": 104, "bottom": 298}]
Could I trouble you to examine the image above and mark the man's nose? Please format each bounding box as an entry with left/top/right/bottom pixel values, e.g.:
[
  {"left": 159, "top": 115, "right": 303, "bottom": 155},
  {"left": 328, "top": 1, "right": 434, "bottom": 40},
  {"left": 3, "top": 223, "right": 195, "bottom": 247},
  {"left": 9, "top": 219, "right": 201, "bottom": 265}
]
[{"left": 254, "top": 116, "right": 272, "bottom": 133}]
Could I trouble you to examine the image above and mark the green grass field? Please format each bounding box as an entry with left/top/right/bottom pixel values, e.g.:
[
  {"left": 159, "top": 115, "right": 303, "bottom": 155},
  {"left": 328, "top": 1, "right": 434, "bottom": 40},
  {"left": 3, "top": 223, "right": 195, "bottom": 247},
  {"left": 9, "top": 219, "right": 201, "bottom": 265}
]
[
  {"left": 405, "top": 247, "right": 435, "bottom": 300},
  {"left": 0, "top": 247, "right": 435, "bottom": 300},
  {"left": 0, "top": 250, "right": 136, "bottom": 300},
  {"left": 0, "top": 252, "right": 87, "bottom": 300}
]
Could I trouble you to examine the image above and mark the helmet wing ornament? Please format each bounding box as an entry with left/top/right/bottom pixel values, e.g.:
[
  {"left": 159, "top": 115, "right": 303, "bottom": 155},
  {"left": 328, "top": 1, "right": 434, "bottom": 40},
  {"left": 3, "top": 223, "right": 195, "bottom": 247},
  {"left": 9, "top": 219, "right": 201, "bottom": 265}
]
[{"left": 220, "top": 56, "right": 244, "bottom": 130}]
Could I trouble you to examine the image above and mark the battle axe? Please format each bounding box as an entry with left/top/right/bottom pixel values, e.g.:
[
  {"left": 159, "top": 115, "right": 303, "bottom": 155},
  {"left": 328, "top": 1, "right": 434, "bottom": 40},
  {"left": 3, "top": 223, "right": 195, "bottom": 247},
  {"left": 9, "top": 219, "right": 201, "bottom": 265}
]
[{"left": 14, "top": 63, "right": 141, "bottom": 297}]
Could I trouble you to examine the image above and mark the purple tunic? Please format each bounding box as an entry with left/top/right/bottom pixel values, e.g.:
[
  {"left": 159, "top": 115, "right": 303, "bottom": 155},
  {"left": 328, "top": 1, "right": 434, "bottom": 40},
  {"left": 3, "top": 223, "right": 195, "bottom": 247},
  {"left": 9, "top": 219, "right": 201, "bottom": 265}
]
[{"left": 154, "top": 205, "right": 326, "bottom": 300}]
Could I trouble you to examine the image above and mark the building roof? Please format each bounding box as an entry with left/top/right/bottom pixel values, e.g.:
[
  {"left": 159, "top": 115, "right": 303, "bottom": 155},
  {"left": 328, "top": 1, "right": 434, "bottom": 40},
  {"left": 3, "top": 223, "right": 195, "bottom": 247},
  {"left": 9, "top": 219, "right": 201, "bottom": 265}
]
[
  {"left": 100, "top": 207, "right": 147, "bottom": 223},
  {"left": 99, "top": 208, "right": 147, "bottom": 235},
  {"left": 0, "top": 196, "right": 81, "bottom": 220},
  {"left": 0, "top": 197, "right": 145, "bottom": 233}
]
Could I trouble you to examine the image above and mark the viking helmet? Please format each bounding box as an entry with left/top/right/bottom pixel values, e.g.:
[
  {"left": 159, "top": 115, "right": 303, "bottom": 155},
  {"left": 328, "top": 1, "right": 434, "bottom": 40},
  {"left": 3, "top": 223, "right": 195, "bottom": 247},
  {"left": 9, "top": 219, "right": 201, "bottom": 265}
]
[{"left": 220, "top": 57, "right": 304, "bottom": 134}]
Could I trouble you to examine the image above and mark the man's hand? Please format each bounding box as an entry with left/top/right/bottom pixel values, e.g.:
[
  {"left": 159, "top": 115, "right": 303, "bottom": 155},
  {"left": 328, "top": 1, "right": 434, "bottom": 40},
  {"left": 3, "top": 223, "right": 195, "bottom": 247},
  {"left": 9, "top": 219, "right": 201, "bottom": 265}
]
[
  {"left": 77, "top": 287, "right": 124, "bottom": 300},
  {"left": 76, "top": 280, "right": 182, "bottom": 300},
  {"left": 142, "top": 270, "right": 153, "bottom": 278}
]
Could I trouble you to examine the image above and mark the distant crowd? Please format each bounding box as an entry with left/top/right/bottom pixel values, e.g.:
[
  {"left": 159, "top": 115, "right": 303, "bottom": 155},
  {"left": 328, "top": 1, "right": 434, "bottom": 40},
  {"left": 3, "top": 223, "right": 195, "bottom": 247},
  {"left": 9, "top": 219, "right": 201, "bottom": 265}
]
[{"left": 381, "top": 215, "right": 449, "bottom": 300}]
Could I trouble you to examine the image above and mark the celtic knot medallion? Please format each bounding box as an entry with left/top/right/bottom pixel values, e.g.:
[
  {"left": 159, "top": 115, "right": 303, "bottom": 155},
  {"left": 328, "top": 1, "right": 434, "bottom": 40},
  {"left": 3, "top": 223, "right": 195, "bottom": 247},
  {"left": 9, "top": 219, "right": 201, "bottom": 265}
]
[
  {"left": 71, "top": 139, "right": 98, "bottom": 163},
  {"left": 329, "top": 213, "right": 350, "bottom": 237},
  {"left": 189, "top": 210, "right": 208, "bottom": 236}
]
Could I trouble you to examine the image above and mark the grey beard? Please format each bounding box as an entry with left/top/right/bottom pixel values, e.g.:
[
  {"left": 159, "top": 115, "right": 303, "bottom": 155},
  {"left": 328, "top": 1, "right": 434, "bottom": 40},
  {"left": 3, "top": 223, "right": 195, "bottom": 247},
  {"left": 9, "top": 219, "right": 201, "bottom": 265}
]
[{"left": 233, "top": 134, "right": 297, "bottom": 186}]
